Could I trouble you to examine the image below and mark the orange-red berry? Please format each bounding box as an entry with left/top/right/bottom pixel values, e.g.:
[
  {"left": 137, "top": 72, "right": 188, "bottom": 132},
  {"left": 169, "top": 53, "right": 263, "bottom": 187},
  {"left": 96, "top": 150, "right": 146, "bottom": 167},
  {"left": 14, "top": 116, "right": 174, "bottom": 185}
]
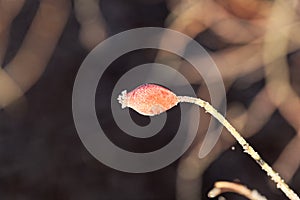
[{"left": 118, "top": 84, "right": 179, "bottom": 116}]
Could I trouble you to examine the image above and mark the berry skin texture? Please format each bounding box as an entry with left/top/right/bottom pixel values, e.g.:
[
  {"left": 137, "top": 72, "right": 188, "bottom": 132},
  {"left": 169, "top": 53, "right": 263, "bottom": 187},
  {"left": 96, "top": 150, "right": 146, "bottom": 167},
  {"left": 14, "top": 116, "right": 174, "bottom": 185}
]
[{"left": 118, "top": 84, "right": 179, "bottom": 116}]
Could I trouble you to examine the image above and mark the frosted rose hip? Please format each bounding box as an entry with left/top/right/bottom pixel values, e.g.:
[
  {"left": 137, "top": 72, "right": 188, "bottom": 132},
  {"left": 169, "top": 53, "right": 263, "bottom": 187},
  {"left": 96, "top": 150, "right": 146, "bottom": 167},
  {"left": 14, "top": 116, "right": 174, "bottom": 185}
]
[
  {"left": 117, "top": 84, "right": 299, "bottom": 200},
  {"left": 118, "top": 84, "right": 179, "bottom": 116}
]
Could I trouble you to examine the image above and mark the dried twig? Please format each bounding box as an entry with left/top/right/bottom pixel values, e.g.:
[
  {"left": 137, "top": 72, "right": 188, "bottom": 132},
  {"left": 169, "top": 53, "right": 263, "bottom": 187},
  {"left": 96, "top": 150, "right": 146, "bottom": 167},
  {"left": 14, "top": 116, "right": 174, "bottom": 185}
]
[
  {"left": 178, "top": 96, "right": 300, "bottom": 200},
  {"left": 208, "top": 181, "right": 267, "bottom": 200}
]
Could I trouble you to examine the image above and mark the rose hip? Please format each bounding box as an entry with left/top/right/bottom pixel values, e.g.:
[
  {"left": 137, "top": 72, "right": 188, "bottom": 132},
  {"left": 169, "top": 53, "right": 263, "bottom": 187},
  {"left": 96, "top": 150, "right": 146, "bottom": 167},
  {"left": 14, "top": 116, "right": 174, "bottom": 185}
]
[{"left": 117, "top": 84, "right": 179, "bottom": 116}]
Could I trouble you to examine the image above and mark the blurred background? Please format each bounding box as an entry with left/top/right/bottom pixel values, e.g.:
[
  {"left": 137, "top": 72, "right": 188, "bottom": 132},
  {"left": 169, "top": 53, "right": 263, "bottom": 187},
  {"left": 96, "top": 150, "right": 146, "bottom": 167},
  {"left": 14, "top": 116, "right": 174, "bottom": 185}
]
[{"left": 0, "top": 0, "right": 299, "bottom": 199}]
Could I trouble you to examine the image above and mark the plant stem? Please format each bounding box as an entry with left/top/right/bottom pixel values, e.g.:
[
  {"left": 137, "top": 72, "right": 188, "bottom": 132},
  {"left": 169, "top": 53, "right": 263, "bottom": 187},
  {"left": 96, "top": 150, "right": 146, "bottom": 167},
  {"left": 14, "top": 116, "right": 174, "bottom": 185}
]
[
  {"left": 208, "top": 181, "right": 267, "bottom": 200},
  {"left": 178, "top": 96, "right": 300, "bottom": 200}
]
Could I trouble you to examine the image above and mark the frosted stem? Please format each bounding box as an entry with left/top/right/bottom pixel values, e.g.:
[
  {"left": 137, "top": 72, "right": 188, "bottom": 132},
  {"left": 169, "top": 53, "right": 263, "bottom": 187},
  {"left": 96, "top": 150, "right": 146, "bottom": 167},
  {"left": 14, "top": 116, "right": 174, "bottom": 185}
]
[{"left": 178, "top": 96, "right": 300, "bottom": 200}]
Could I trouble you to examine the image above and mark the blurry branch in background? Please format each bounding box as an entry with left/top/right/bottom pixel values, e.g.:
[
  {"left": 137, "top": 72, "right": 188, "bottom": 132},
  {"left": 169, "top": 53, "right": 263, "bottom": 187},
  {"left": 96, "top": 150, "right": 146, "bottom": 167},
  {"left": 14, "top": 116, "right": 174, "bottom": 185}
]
[
  {"left": 208, "top": 181, "right": 267, "bottom": 200},
  {"left": 151, "top": 0, "right": 300, "bottom": 199},
  {"left": 0, "top": 0, "right": 108, "bottom": 110},
  {"left": 0, "top": 0, "right": 71, "bottom": 109},
  {"left": 74, "top": 0, "right": 107, "bottom": 50},
  {"left": 0, "top": 0, "right": 25, "bottom": 65},
  {"left": 0, "top": 0, "right": 26, "bottom": 108},
  {"left": 263, "top": 0, "right": 300, "bottom": 184}
]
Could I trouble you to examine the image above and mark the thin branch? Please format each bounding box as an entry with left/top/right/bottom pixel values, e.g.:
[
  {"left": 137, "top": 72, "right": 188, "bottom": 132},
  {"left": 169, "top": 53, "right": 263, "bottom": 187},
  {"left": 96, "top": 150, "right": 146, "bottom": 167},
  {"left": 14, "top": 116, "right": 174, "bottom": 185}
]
[
  {"left": 178, "top": 96, "right": 300, "bottom": 200},
  {"left": 208, "top": 181, "right": 267, "bottom": 200}
]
